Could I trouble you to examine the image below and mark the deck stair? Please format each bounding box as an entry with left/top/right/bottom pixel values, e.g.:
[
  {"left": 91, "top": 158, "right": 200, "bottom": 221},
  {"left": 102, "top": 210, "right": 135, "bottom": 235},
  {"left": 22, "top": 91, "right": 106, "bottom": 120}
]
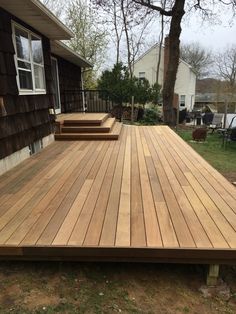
[{"left": 55, "top": 113, "right": 122, "bottom": 140}]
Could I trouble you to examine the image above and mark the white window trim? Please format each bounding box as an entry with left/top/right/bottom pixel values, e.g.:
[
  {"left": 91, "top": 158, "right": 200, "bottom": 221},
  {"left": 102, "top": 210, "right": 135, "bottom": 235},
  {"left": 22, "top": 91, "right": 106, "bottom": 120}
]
[
  {"left": 139, "top": 71, "right": 146, "bottom": 79},
  {"left": 12, "top": 21, "right": 46, "bottom": 95},
  {"left": 179, "top": 95, "right": 186, "bottom": 107}
]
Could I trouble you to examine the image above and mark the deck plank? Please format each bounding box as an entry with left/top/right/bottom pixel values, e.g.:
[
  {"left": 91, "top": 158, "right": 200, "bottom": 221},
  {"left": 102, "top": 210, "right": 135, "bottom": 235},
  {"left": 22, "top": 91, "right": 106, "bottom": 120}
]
[
  {"left": 66, "top": 140, "right": 116, "bottom": 245},
  {"left": 135, "top": 127, "right": 162, "bottom": 247},
  {"left": 83, "top": 133, "right": 122, "bottom": 246},
  {"left": 116, "top": 126, "right": 132, "bottom": 246},
  {"left": 149, "top": 127, "right": 212, "bottom": 248},
  {"left": 155, "top": 129, "right": 228, "bottom": 249},
  {"left": 37, "top": 141, "right": 110, "bottom": 245},
  {"left": 161, "top": 128, "right": 236, "bottom": 248},
  {"left": 68, "top": 141, "right": 116, "bottom": 245},
  {"left": 130, "top": 127, "right": 146, "bottom": 247},
  {"left": 0, "top": 143, "right": 80, "bottom": 242},
  {"left": 99, "top": 127, "right": 127, "bottom": 246},
  {"left": 0, "top": 125, "right": 236, "bottom": 262},
  {"left": 7, "top": 143, "right": 91, "bottom": 245},
  {"left": 21, "top": 141, "right": 100, "bottom": 245},
  {"left": 144, "top": 127, "right": 195, "bottom": 248}
]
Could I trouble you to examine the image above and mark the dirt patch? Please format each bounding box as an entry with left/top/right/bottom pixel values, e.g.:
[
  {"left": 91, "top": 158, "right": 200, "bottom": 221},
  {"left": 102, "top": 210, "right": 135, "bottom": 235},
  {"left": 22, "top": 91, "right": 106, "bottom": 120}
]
[
  {"left": 222, "top": 172, "right": 236, "bottom": 183},
  {"left": 0, "top": 263, "right": 236, "bottom": 313},
  {"left": 22, "top": 290, "right": 61, "bottom": 311}
]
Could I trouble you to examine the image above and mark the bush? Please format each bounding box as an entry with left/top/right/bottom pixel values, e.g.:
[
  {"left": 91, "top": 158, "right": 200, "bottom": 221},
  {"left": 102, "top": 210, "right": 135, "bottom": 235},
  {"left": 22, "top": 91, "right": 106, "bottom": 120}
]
[{"left": 139, "top": 107, "right": 161, "bottom": 125}]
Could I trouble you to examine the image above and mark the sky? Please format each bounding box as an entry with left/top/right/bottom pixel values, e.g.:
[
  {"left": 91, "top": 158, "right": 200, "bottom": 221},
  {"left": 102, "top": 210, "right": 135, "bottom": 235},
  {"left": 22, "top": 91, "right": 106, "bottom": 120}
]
[{"left": 180, "top": 13, "right": 236, "bottom": 51}]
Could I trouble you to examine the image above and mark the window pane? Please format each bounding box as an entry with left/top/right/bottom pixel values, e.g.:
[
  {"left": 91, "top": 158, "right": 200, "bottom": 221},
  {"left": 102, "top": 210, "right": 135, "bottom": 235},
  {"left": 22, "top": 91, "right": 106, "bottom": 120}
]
[
  {"left": 34, "top": 65, "right": 45, "bottom": 90},
  {"left": 19, "top": 70, "right": 33, "bottom": 90},
  {"left": 15, "top": 27, "right": 30, "bottom": 61},
  {"left": 18, "top": 60, "right": 31, "bottom": 70},
  {"left": 139, "top": 72, "right": 145, "bottom": 79},
  {"left": 31, "top": 36, "right": 43, "bottom": 64}
]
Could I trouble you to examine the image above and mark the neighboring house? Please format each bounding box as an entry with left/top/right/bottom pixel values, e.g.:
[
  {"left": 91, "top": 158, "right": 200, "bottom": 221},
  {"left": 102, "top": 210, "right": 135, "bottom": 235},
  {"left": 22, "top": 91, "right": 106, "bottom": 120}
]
[
  {"left": 0, "top": 0, "right": 92, "bottom": 175},
  {"left": 133, "top": 37, "right": 196, "bottom": 112},
  {"left": 195, "top": 93, "right": 236, "bottom": 113}
]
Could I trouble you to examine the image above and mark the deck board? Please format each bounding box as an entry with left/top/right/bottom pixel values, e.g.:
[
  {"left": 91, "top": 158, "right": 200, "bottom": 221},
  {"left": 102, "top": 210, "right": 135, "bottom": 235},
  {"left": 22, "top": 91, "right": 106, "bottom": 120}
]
[{"left": 0, "top": 125, "right": 236, "bottom": 262}]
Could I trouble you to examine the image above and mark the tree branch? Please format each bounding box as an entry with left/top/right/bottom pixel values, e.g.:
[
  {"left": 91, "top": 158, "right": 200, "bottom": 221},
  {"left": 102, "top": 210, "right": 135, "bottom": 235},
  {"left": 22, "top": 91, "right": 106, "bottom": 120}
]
[{"left": 132, "top": 0, "right": 173, "bottom": 16}]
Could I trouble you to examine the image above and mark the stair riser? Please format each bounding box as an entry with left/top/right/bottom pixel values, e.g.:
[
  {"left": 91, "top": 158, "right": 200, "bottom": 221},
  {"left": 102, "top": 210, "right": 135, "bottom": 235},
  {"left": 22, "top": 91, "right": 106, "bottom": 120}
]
[
  {"left": 61, "top": 127, "right": 111, "bottom": 133},
  {"left": 55, "top": 135, "right": 119, "bottom": 140},
  {"left": 63, "top": 121, "right": 102, "bottom": 126}
]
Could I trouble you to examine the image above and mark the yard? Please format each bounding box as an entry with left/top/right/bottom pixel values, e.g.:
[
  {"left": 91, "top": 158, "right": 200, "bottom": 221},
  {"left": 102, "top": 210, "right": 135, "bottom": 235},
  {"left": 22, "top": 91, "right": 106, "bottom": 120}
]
[
  {"left": 1, "top": 262, "right": 236, "bottom": 314},
  {"left": 0, "top": 127, "right": 236, "bottom": 314},
  {"left": 178, "top": 129, "right": 236, "bottom": 182}
]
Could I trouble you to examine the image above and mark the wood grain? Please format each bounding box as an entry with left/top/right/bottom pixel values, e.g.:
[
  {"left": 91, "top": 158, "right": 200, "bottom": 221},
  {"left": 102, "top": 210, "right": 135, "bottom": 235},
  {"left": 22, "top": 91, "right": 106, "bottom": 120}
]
[{"left": 0, "top": 125, "right": 236, "bottom": 261}]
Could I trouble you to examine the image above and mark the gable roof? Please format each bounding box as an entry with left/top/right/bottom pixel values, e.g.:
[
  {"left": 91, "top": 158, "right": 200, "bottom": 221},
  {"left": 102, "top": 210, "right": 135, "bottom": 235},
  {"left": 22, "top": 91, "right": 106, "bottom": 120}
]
[
  {"left": 0, "top": 0, "right": 73, "bottom": 40},
  {"left": 134, "top": 43, "right": 160, "bottom": 65},
  {"left": 51, "top": 41, "right": 93, "bottom": 68},
  {"left": 134, "top": 42, "right": 195, "bottom": 74}
]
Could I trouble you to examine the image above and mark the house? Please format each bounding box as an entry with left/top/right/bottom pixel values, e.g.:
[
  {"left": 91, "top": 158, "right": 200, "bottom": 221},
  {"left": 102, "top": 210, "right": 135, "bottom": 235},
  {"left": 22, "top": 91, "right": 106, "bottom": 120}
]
[
  {"left": 0, "top": 0, "right": 92, "bottom": 175},
  {"left": 194, "top": 78, "right": 236, "bottom": 113},
  {"left": 133, "top": 37, "right": 196, "bottom": 112}
]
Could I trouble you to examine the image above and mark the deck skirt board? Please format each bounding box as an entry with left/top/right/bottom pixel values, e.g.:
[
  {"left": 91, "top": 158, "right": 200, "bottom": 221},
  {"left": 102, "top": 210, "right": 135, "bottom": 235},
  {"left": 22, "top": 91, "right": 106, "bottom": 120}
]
[{"left": 0, "top": 125, "right": 236, "bottom": 261}]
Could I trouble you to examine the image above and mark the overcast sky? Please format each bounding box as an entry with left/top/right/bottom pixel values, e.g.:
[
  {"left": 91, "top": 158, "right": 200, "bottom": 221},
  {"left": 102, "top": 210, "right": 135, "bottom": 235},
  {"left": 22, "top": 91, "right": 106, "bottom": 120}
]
[{"left": 180, "top": 13, "right": 236, "bottom": 51}]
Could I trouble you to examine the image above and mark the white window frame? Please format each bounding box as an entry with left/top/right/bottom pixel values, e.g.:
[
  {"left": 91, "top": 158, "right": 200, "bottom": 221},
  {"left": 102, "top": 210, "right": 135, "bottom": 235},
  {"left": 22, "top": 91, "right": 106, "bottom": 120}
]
[
  {"left": 51, "top": 57, "right": 61, "bottom": 114},
  {"left": 179, "top": 95, "right": 186, "bottom": 107},
  {"left": 12, "top": 21, "right": 46, "bottom": 95},
  {"left": 139, "top": 71, "right": 146, "bottom": 79}
]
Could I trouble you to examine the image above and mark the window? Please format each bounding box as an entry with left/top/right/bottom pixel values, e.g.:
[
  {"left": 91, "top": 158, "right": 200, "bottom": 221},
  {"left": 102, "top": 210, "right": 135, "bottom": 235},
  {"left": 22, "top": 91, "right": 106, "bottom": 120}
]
[
  {"left": 12, "top": 22, "right": 46, "bottom": 94},
  {"left": 139, "top": 72, "right": 145, "bottom": 79},
  {"left": 180, "top": 95, "right": 186, "bottom": 107}
]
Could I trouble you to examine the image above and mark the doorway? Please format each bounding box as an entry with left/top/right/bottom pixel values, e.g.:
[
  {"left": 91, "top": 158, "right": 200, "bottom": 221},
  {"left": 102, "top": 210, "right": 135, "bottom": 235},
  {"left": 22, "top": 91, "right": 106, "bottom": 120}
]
[{"left": 51, "top": 57, "right": 61, "bottom": 114}]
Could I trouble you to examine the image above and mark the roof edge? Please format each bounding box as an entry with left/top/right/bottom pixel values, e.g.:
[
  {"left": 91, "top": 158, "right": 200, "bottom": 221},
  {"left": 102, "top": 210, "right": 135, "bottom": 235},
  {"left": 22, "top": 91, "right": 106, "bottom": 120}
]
[
  {"left": 53, "top": 40, "right": 93, "bottom": 68},
  {"left": 32, "top": 0, "right": 74, "bottom": 38}
]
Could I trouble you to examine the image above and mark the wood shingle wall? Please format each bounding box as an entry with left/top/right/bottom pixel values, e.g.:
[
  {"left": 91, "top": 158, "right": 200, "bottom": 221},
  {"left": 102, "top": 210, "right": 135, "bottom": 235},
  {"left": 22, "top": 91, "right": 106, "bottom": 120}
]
[{"left": 0, "top": 8, "right": 54, "bottom": 160}]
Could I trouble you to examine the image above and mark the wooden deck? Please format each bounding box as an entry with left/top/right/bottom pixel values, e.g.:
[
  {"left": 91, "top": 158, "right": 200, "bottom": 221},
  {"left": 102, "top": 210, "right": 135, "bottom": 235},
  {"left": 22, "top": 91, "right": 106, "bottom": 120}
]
[{"left": 0, "top": 125, "right": 236, "bottom": 262}]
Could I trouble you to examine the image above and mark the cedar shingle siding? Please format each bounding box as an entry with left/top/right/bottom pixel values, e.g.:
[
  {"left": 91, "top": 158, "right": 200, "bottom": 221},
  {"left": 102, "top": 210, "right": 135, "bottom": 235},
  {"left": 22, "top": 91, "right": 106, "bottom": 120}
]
[{"left": 0, "top": 8, "right": 53, "bottom": 159}]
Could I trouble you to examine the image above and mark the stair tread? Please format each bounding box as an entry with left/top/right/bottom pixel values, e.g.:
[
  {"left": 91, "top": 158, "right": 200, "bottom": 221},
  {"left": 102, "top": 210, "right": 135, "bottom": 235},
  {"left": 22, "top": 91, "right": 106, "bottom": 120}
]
[
  {"left": 62, "top": 113, "right": 110, "bottom": 125},
  {"left": 61, "top": 118, "right": 116, "bottom": 133}
]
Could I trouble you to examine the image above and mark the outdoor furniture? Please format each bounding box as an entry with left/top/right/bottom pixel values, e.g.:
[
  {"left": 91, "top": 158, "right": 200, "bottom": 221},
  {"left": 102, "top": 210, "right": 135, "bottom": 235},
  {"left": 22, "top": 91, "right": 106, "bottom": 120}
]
[
  {"left": 222, "top": 116, "right": 236, "bottom": 147},
  {"left": 202, "top": 112, "right": 214, "bottom": 125},
  {"left": 208, "top": 113, "right": 223, "bottom": 133}
]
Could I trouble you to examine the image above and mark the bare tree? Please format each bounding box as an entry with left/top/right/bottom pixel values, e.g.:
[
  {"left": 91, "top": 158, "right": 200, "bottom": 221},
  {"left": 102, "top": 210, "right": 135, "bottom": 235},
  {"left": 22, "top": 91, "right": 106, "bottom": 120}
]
[
  {"left": 180, "top": 42, "right": 213, "bottom": 78},
  {"left": 94, "top": 0, "right": 155, "bottom": 77},
  {"left": 95, "top": 0, "right": 124, "bottom": 64},
  {"left": 215, "top": 45, "right": 236, "bottom": 92},
  {"left": 67, "top": 0, "right": 108, "bottom": 87},
  {"left": 41, "top": 0, "right": 64, "bottom": 18},
  {"left": 133, "top": 0, "right": 236, "bottom": 125},
  {"left": 156, "top": 0, "right": 167, "bottom": 84}
]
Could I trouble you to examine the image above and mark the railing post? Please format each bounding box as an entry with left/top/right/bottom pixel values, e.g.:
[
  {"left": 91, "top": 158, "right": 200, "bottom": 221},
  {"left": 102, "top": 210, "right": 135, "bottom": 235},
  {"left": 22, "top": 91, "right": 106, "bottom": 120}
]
[{"left": 131, "top": 96, "right": 134, "bottom": 124}]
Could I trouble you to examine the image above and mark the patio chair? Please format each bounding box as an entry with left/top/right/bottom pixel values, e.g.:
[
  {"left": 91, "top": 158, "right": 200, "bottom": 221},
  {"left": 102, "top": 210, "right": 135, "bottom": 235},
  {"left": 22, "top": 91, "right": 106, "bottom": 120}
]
[
  {"left": 208, "top": 113, "right": 223, "bottom": 133},
  {"left": 222, "top": 116, "right": 236, "bottom": 147}
]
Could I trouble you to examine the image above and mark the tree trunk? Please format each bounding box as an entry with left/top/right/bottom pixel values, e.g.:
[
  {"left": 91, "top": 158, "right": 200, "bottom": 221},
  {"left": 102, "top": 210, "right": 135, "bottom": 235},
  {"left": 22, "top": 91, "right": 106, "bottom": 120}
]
[
  {"left": 162, "top": 0, "right": 185, "bottom": 125},
  {"left": 113, "top": 0, "right": 120, "bottom": 64},
  {"left": 156, "top": 0, "right": 166, "bottom": 84},
  {"left": 121, "top": 0, "right": 133, "bottom": 77}
]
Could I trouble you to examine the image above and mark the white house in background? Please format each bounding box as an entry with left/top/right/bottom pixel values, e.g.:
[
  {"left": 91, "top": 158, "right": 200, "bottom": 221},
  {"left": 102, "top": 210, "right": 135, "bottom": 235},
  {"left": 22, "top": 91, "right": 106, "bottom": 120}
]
[{"left": 133, "top": 37, "right": 196, "bottom": 112}]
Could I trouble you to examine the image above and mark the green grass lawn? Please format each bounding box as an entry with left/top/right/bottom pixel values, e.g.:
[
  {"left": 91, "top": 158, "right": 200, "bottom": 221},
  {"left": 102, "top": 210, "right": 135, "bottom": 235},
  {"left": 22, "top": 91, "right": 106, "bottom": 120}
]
[{"left": 177, "top": 129, "right": 236, "bottom": 173}]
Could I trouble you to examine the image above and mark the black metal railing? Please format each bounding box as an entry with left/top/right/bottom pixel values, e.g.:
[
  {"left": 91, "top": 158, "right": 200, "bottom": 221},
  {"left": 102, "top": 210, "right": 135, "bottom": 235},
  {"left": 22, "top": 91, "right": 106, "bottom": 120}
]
[{"left": 62, "top": 89, "right": 115, "bottom": 113}]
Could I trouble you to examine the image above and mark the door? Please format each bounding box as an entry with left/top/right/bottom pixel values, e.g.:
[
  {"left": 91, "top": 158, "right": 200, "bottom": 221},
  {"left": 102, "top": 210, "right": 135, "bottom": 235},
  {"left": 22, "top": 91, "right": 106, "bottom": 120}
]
[{"left": 51, "top": 57, "right": 61, "bottom": 114}]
